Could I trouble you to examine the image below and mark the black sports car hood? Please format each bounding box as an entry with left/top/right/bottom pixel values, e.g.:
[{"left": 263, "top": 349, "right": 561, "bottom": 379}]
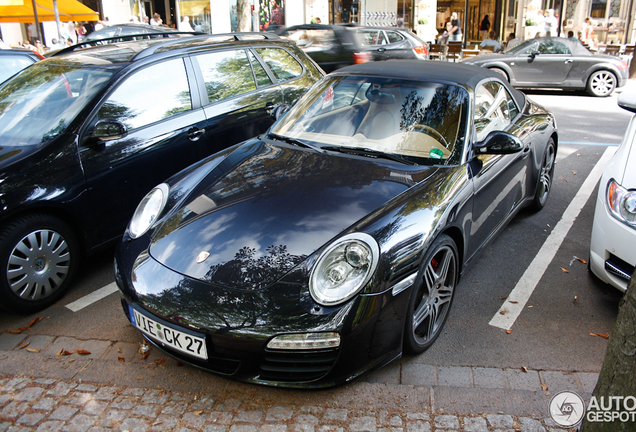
[{"left": 149, "top": 140, "right": 436, "bottom": 290}]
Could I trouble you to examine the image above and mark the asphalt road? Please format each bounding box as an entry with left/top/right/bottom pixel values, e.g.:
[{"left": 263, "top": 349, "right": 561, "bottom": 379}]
[{"left": 1, "top": 82, "right": 633, "bottom": 391}]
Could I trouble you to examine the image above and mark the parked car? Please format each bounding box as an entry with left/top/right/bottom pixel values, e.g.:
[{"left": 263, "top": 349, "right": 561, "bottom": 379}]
[
  {"left": 115, "top": 60, "right": 558, "bottom": 388},
  {"left": 277, "top": 24, "right": 371, "bottom": 72},
  {"left": 0, "top": 33, "right": 323, "bottom": 313},
  {"left": 356, "top": 26, "right": 429, "bottom": 60},
  {"left": 83, "top": 23, "right": 193, "bottom": 42},
  {"left": 589, "top": 91, "right": 636, "bottom": 291},
  {"left": 461, "top": 36, "right": 629, "bottom": 97},
  {"left": 0, "top": 48, "right": 43, "bottom": 83}
]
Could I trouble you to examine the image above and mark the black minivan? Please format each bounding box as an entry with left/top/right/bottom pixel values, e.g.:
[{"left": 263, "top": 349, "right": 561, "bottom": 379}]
[{"left": 0, "top": 33, "right": 323, "bottom": 313}]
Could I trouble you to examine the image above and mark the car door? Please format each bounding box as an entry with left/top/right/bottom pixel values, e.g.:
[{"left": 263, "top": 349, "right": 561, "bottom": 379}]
[
  {"left": 192, "top": 48, "right": 284, "bottom": 155},
  {"left": 79, "top": 57, "right": 208, "bottom": 244},
  {"left": 468, "top": 81, "right": 531, "bottom": 259},
  {"left": 513, "top": 40, "right": 574, "bottom": 85}
]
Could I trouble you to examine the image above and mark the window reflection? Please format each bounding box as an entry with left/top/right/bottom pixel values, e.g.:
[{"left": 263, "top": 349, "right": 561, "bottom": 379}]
[
  {"left": 97, "top": 58, "right": 191, "bottom": 131},
  {"left": 474, "top": 81, "right": 518, "bottom": 142},
  {"left": 196, "top": 49, "right": 257, "bottom": 104},
  {"left": 255, "top": 48, "right": 303, "bottom": 81},
  {"left": 272, "top": 76, "right": 467, "bottom": 163}
]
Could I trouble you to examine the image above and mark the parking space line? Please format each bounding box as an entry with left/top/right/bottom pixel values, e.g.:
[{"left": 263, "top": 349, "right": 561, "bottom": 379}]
[
  {"left": 488, "top": 146, "right": 617, "bottom": 330},
  {"left": 65, "top": 282, "right": 119, "bottom": 312}
]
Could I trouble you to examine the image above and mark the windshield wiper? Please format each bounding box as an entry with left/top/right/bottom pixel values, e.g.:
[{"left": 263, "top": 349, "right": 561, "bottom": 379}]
[
  {"left": 267, "top": 133, "right": 323, "bottom": 152},
  {"left": 322, "top": 146, "right": 417, "bottom": 166}
]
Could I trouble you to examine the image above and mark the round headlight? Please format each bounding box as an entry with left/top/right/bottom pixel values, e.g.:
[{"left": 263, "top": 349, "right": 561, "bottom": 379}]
[
  {"left": 309, "top": 233, "right": 379, "bottom": 306},
  {"left": 129, "top": 183, "right": 170, "bottom": 239},
  {"left": 607, "top": 180, "right": 636, "bottom": 227}
]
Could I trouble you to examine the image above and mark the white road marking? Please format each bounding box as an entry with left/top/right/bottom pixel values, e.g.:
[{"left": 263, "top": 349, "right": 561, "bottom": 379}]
[
  {"left": 65, "top": 282, "right": 119, "bottom": 312},
  {"left": 489, "top": 146, "right": 617, "bottom": 330}
]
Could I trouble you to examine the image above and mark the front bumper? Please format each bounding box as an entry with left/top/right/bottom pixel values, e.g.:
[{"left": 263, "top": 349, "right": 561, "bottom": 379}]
[
  {"left": 589, "top": 193, "right": 635, "bottom": 292},
  {"left": 114, "top": 243, "right": 407, "bottom": 388}
]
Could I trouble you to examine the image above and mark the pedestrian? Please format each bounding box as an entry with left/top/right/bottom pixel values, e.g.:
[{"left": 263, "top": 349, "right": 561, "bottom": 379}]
[
  {"left": 583, "top": 17, "right": 595, "bottom": 47},
  {"left": 150, "top": 13, "right": 162, "bottom": 26},
  {"left": 449, "top": 12, "right": 462, "bottom": 42},
  {"left": 480, "top": 31, "right": 501, "bottom": 52},
  {"left": 542, "top": 10, "right": 557, "bottom": 37},
  {"left": 479, "top": 15, "right": 490, "bottom": 40},
  {"left": 179, "top": 16, "right": 194, "bottom": 32}
]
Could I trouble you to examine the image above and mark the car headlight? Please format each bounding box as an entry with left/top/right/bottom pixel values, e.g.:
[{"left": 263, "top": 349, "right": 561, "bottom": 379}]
[
  {"left": 309, "top": 233, "right": 379, "bottom": 306},
  {"left": 129, "top": 183, "right": 170, "bottom": 239},
  {"left": 607, "top": 179, "right": 636, "bottom": 228}
]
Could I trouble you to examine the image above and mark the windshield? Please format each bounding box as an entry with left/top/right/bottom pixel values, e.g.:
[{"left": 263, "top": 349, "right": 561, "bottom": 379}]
[
  {"left": 0, "top": 61, "right": 114, "bottom": 148},
  {"left": 271, "top": 75, "right": 468, "bottom": 163},
  {"left": 504, "top": 39, "right": 537, "bottom": 54}
]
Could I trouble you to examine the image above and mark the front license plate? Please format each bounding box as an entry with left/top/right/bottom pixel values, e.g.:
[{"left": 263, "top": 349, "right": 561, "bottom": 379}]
[{"left": 129, "top": 306, "right": 208, "bottom": 360}]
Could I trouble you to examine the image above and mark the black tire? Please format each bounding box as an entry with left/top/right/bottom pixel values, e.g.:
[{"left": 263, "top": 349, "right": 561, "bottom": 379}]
[
  {"left": 530, "top": 138, "right": 556, "bottom": 211},
  {"left": 404, "top": 234, "right": 458, "bottom": 354},
  {"left": 0, "top": 214, "right": 79, "bottom": 313},
  {"left": 586, "top": 70, "right": 616, "bottom": 97}
]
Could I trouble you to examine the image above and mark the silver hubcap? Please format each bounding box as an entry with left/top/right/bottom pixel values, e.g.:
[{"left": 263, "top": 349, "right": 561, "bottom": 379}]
[
  {"left": 7, "top": 229, "right": 70, "bottom": 301},
  {"left": 538, "top": 144, "right": 555, "bottom": 205},
  {"left": 591, "top": 72, "right": 615, "bottom": 96},
  {"left": 412, "top": 245, "right": 456, "bottom": 344}
]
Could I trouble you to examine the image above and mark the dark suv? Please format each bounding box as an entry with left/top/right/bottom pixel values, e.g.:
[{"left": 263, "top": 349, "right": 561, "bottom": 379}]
[{"left": 0, "top": 33, "right": 323, "bottom": 313}]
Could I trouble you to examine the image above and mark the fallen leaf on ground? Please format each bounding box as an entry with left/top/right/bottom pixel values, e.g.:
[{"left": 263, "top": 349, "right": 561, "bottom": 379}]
[
  {"left": 542, "top": 384, "right": 548, "bottom": 391},
  {"left": 590, "top": 333, "right": 609, "bottom": 339},
  {"left": 521, "top": 366, "right": 528, "bottom": 373},
  {"left": 75, "top": 349, "right": 91, "bottom": 355},
  {"left": 26, "top": 348, "right": 40, "bottom": 353},
  {"left": 153, "top": 358, "right": 167, "bottom": 364},
  {"left": 56, "top": 349, "right": 72, "bottom": 356},
  {"left": 5, "top": 329, "right": 23, "bottom": 334},
  {"left": 117, "top": 348, "right": 122, "bottom": 353},
  {"left": 194, "top": 410, "right": 204, "bottom": 416},
  {"left": 508, "top": 300, "right": 518, "bottom": 304},
  {"left": 118, "top": 357, "right": 125, "bottom": 362},
  {"left": 19, "top": 342, "right": 30, "bottom": 349},
  {"left": 560, "top": 267, "right": 569, "bottom": 273},
  {"left": 506, "top": 329, "right": 513, "bottom": 334},
  {"left": 500, "top": 296, "right": 507, "bottom": 300},
  {"left": 140, "top": 351, "right": 150, "bottom": 360}
]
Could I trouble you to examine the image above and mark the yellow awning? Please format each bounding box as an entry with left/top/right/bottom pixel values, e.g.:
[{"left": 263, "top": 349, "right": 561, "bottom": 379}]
[{"left": 0, "top": 0, "right": 99, "bottom": 23}]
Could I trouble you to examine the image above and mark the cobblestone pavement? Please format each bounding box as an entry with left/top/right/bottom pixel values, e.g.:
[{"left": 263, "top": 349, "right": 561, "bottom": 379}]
[{"left": 0, "top": 374, "right": 580, "bottom": 432}]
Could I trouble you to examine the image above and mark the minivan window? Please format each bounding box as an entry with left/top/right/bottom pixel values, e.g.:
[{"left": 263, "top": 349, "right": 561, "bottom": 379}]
[
  {"left": 255, "top": 48, "right": 303, "bottom": 81},
  {"left": 96, "top": 58, "right": 191, "bottom": 131},
  {"left": 196, "top": 49, "right": 258, "bottom": 104}
]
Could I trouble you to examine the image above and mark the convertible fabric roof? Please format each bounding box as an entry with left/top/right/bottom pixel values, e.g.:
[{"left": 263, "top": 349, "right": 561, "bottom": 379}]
[
  {"left": 0, "top": 0, "right": 98, "bottom": 23},
  {"left": 336, "top": 60, "right": 527, "bottom": 109}
]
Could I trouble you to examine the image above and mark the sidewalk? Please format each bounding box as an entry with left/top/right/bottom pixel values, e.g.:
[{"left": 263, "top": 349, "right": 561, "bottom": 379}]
[{"left": 0, "top": 333, "right": 587, "bottom": 431}]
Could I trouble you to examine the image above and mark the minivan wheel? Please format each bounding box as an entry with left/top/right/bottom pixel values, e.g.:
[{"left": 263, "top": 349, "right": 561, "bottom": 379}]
[{"left": 0, "top": 214, "right": 79, "bottom": 313}]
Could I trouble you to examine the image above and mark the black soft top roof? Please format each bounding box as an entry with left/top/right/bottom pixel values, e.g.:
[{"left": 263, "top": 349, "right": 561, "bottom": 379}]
[{"left": 336, "top": 60, "right": 526, "bottom": 108}]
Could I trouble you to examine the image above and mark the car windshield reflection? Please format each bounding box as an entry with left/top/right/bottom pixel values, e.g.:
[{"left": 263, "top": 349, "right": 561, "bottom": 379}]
[
  {"left": 0, "top": 63, "right": 114, "bottom": 147},
  {"left": 271, "top": 75, "right": 468, "bottom": 164}
]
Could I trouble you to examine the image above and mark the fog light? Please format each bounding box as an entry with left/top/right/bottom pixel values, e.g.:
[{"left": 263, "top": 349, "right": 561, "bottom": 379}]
[{"left": 267, "top": 333, "right": 341, "bottom": 350}]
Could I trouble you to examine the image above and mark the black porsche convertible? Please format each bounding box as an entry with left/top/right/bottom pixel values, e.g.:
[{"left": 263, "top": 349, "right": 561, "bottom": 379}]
[{"left": 114, "top": 61, "right": 558, "bottom": 388}]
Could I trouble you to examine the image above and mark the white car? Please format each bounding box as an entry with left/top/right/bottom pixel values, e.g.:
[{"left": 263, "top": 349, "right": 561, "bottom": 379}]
[{"left": 589, "top": 92, "right": 636, "bottom": 292}]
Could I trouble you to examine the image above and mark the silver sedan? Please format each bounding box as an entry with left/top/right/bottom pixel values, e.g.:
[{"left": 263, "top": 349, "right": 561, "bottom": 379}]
[{"left": 462, "top": 37, "right": 629, "bottom": 97}]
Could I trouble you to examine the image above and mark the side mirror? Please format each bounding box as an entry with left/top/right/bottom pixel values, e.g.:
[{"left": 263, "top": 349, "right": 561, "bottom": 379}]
[
  {"left": 473, "top": 131, "right": 524, "bottom": 155},
  {"left": 270, "top": 104, "right": 290, "bottom": 120},
  {"left": 90, "top": 119, "right": 127, "bottom": 142}
]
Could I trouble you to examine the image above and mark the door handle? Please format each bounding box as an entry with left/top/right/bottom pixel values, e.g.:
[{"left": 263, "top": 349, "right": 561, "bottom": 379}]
[{"left": 187, "top": 127, "right": 205, "bottom": 141}]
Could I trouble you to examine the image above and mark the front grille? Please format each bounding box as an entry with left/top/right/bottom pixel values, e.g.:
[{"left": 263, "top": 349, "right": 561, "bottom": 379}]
[
  {"left": 605, "top": 254, "right": 635, "bottom": 283},
  {"left": 259, "top": 348, "right": 339, "bottom": 382}
]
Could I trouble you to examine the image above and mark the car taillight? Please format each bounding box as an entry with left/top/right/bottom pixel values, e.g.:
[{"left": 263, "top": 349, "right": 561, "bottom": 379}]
[
  {"left": 354, "top": 52, "right": 372, "bottom": 64},
  {"left": 414, "top": 45, "right": 429, "bottom": 56}
]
